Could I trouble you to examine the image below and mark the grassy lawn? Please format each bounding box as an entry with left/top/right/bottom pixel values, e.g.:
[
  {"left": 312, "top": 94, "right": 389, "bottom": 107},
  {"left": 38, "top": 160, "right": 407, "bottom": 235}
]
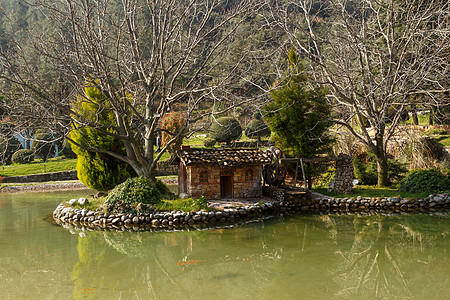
[
  {"left": 0, "top": 158, "right": 77, "bottom": 177},
  {"left": 312, "top": 185, "right": 432, "bottom": 199},
  {"left": 435, "top": 135, "right": 450, "bottom": 147}
]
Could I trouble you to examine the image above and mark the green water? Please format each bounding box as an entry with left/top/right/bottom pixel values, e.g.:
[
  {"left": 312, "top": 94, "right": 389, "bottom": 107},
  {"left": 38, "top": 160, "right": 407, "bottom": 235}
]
[{"left": 0, "top": 191, "right": 449, "bottom": 299}]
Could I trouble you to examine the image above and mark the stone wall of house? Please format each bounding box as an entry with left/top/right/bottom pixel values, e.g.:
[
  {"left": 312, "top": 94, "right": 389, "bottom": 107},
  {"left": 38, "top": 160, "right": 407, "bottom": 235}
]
[
  {"left": 186, "top": 165, "right": 263, "bottom": 199},
  {"left": 334, "top": 153, "right": 354, "bottom": 194},
  {"left": 233, "top": 166, "right": 262, "bottom": 198},
  {"left": 187, "top": 165, "right": 221, "bottom": 199}
]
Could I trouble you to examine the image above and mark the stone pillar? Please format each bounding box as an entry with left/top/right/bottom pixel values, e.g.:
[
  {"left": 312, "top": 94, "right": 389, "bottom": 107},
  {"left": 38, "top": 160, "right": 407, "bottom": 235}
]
[{"left": 334, "top": 153, "right": 354, "bottom": 194}]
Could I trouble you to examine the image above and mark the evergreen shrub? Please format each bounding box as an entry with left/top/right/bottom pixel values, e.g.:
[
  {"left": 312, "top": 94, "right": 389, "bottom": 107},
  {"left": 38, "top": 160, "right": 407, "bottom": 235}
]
[
  {"left": 210, "top": 117, "right": 242, "bottom": 144},
  {"left": 104, "top": 177, "right": 163, "bottom": 212},
  {"left": 32, "top": 132, "right": 55, "bottom": 162},
  {"left": 203, "top": 137, "right": 216, "bottom": 148},
  {"left": 59, "top": 140, "right": 77, "bottom": 159},
  {"left": 70, "top": 84, "right": 134, "bottom": 191},
  {"left": 76, "top": 153, "right": 134, "bottom": 191},
  {"left": 399, "top": 169, "right": 450, "bottom": 193},
  {"left": 11, "top": 149, "right": 35, "bottom": 164},
  {"left": 245, "top": 115, "right": 270, "bottom": 142},
  {"left": 0, "top": 135, "right": 22, "bottom": 164}
]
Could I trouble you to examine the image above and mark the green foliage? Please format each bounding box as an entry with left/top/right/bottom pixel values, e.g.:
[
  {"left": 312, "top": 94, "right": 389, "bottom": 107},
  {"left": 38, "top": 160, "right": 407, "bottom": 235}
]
[
  {"left": 160, "top": 111, "right": 187, "bottom": 154},
  {"left": 353, "top": 151, "right": 407, "bottom": 185},
  {"left": 104, "top": 177, "right": 163, "bottom": 212},
  {"left": 265, "top": 51, "right": 333, "bottom": 158},
  {"left": 209, "top": 117, "right": 242, "bottom": 144},
  {"left": 435, "top": 135, "right": 450, "bottom": 147},
  {"left": 0, "top": 135, "right": 22, "bottom": 164},
  {"left": 399, "top": 169, "right": 450, "bottom": 194},
  {"left": 31, "top": 132, "right": 55, "bottom": 162},
  {"left": 313, "top": 185, "right": 430, "bottom": 199},
  {"left": 59, "top": 139, "right": 76, "bottom": 158},
  {"left": 75, "top": 153, "right": 134, "bottom": 191},
  {"left": 353, "top": 156, "right": 378, "bottom": 185},
  {"left": 11, "top": 149, "right": 34, "bottom": 164},
  {"left": 203, "top": 137, "right": 216, "bottom": 148},
  {"left": 156, "top": 196, "right": 209, "bottom": 212},
  {"left": 70, "top": 84, "right": 134, "bottom": 191},
  {"left": 423, "top": 128, "right": 447, "bottom": 135},
  {"left": 316, "top": 167, "right": 335, "bottom": 188},
  {"left": 245, "top": 118, "right": 270, "bottom": 140}
]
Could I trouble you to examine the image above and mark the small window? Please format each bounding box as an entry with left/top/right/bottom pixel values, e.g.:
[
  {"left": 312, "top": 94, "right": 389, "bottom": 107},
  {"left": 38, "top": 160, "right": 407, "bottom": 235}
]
[
  {"left": 245, "top": 168, "right": 254, "bottom": 181},
  {"left": 199, "top": 170, "right": 209, "bottom": 183}
]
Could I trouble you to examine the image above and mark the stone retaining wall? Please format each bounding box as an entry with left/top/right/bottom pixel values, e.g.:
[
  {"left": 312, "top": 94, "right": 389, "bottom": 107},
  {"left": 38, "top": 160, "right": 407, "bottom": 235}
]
[
  {"left": 155, "top": 160, "right": 178, "bottom": 176},
  {"left": 2, "top": 170, "right": 78, "bottom": 183},
  {"left": 53, "top": 190, "right": 449, "bottom": 232}
]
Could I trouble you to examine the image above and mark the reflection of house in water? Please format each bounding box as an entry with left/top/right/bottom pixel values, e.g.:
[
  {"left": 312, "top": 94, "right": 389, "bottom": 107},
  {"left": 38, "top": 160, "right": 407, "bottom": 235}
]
[{"left": 170, "top": 148, "right": 271, "bottom": 199}]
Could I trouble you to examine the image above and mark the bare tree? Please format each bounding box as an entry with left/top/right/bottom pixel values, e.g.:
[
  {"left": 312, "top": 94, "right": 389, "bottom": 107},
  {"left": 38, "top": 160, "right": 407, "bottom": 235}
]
[
  {"left": 266, "top": 0, "right": 449, "bottom": 185},
  {"left": 0, "top": 0, "right": 267, "bottom": 180}
]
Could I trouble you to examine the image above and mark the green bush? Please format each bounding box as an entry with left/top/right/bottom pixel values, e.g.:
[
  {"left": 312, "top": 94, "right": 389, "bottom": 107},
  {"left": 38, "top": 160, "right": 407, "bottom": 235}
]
[
  {"left": 104, "top": 177, "right": 163, "bottom": 212},
  {"left": 76, "top": 152, "right": 135, "bottom": 191},
  {"left": 0, "top": 135, "right": 22, "bottom": 164},
  {"left": 245, "top": 117, "right": 270, "bottom": 142},
  {"left": 32, "top": 132, "right": 55, "bottom": 162},
  {"left": 353, "top": 151, "right": 407, "bottom": 185},
  {"left": 156, "top": 196, "right": 208, "bottom": 212},
  {"left": 316, "top": 167, "right": 335, "bottom": 188},
  {"left": 59, "top": 139, "right": 77, "bottom": 159},
  {"left": 399, "top": 169, "right": 450, "bottom": 193},
  {"left": 11, "top": 149, "right": 35, "bottom": 164},
  {"left": 203, "top": 137, "right": 216, "bottom": 148},
  {"left": 423, "top": 128, "right": 447, "bottom": 135},
  {"left": 210, "top": 117, "right": 242, "bottom": 145}
]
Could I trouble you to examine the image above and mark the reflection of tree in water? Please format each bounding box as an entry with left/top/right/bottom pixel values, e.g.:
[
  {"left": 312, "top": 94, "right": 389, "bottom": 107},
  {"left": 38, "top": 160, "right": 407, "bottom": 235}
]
[
  {"left": 70, "top": 215, "right": 449, "bottom": 299},
  {"left": 71, "top": 225, "right": 285, "bottom": 299},
  {"left": 329, "top": 215, "right": 449, "bottom": 299}
]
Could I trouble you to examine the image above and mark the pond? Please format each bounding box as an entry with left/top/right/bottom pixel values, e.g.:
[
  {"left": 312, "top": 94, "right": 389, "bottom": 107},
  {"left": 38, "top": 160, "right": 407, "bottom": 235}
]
[{"left": 0, "top": 190, "right": 449, "bottom": 299}]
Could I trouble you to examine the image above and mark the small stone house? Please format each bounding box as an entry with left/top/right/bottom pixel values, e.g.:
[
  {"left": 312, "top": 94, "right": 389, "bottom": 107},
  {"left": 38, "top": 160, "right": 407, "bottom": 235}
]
[{"left": 170, "top": 148, "right": 271, "bottom": 199}]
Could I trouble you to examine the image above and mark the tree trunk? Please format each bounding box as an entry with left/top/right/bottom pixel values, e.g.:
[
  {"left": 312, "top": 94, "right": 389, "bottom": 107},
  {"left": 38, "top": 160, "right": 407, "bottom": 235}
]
[
  {"left": 411, "top": 105, "right": 419, "bottom": 125},
  {"left": 371, "top": 131, "right": 390, "bottom": 187},
  {"left": 376, "top": 154, "right": 390, "bottom": 187}
]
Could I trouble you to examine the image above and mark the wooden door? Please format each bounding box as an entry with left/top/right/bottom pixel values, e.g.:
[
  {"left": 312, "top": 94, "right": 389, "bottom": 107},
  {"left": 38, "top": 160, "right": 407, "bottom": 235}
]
[{"left": 220, "top": 175, "right": 233, "bottom": 199}]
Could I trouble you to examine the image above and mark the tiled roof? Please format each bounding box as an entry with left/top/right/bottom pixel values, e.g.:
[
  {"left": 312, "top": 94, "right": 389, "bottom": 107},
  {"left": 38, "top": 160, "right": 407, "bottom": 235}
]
[{"left": 170, "top": 148, "right": 271, "bottom": 167}]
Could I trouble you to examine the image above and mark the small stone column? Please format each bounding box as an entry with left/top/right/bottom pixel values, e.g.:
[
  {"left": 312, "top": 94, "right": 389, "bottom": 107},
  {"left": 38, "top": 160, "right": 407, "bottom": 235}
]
[{"left": 334, "top": 153, "right": 354, "bottom": 194}]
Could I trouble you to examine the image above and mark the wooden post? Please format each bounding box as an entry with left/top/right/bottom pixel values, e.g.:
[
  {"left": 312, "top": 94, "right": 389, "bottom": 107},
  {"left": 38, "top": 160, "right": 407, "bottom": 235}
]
[
  {"left": 300, "top": 159, "right": 307, "bottom": 189},
  {"left": 293, "top": 161, "right": 299, "bottom": 187}
]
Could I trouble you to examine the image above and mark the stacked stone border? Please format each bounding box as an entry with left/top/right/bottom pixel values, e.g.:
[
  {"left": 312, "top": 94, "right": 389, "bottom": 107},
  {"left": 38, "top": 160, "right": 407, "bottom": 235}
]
[{"left": 53, "top": 187, "right": 449, "bottom": 232}]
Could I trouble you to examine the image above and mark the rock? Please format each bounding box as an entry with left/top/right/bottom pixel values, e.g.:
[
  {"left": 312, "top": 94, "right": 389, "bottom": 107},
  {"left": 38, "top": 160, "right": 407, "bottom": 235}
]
[
  {"left": 193, "top": 215, "right": 202, "bottom": 221},
  {"left": 112, "top": 218, "right": 121, "bottom": 224},
  {"left": 179, "top": 193, "right": 190, "bottom": 199},
  {"left": 132, "top": 217, "right": 139, "bottom": 224},
  {"left": 124, "top": 219, "right": 132, "bottom": 225},
  {"left": 78, "top": 198, "right": 89, "bottom": 206},
  {"left": 152, "top": 219, "right": 160, "bottom": 226},
  {"left": 68, "top": 199, "right": 78, "bottom": 206}
]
